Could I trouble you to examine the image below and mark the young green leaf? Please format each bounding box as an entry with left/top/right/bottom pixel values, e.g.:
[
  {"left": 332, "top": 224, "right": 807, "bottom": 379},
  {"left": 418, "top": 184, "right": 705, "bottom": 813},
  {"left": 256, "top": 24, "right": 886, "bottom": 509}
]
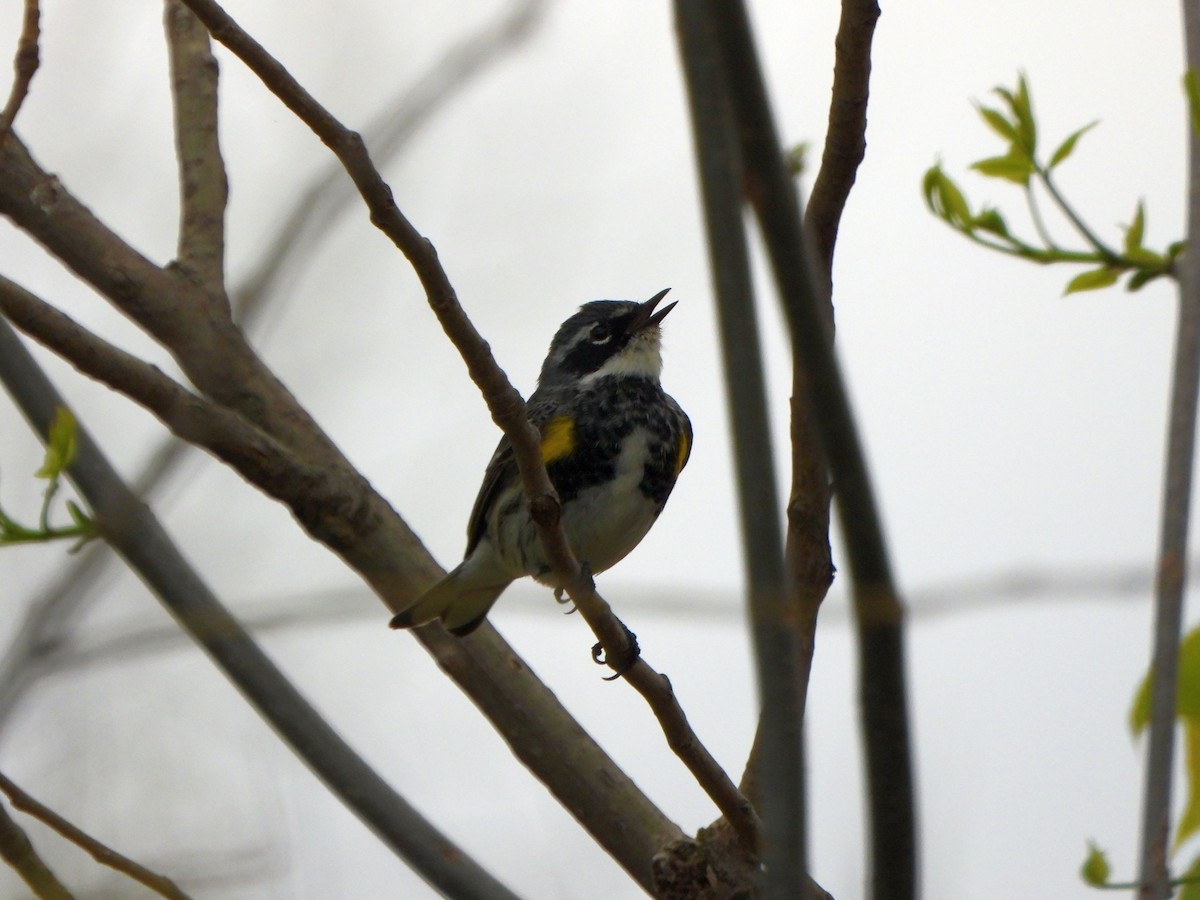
[
  {"left": 1179, "top": 855, "right": 1200, "bottom": 900},
  {"left": 1176, "top": 721, "right": 1200, "bottom": 851},
  {"left": 1011, "top": 74, "right": 1037, "bottom": 156},
  {"left": 1128, "top": 268, "right": 1168, "bottom": 292},
  {"left": 35, "top": 406, "right": 78, "bottom": 480},
  {"left": 923, "top": 165, "right": 973, "bottom": 228},
  {"left": 786, "top": 141, "right": 809, "bottom": 178},
  {"left": 1064, "top": 267, "right": 1120, "bottom": 295},
  {"left": 1048, "top": 121, "right": 1099, "bottom": 170},
  {"left": 1080, "top": 842, "right": 1111, "bottom": 887},
  {"left": 1124, "top": 201, "right": 1146, "bottom": 253},
  {"left": 1131, "top": 626, "right": 1200, "bottom": 734},
  {"left": 975, "top": 104, "right": 1018, "bottom": 143},
  {"left": 972, "top": 207, "right": 1011, "bottom": 238},
  {"left": 1187, "top": 69, "right": 1200, "bottom": 137},
  {"left": 971, "top": 152, "right": 1034, "bottom": 185}
]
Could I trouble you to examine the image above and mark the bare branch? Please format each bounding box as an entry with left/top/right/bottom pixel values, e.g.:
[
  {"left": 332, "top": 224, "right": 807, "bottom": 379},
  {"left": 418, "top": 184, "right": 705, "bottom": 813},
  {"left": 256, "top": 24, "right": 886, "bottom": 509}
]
[
  {"left": 165, "top": 0, "right": 228, "bottom": 291},
  {"left": 0, "top": 771, "right": 192, "bottom": 900},
  {"left": 0, "top": 798, "right": 72, "bottom": 900},
  {"left": 805, "top": 0, "right": 880, "bottom": 287},
  {"left": 0, "top": 0, "right": 39, "bottom": 147}
]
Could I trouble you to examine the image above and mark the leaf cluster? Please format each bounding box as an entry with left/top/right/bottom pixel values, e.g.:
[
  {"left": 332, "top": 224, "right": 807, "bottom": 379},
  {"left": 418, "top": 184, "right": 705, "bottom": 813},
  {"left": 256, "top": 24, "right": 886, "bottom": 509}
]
[
  {"left": 0, "top": 406, "right": 96, "bottom": 549},
  {"left": 923, "top": 74, "right": 1181, "bottom": 296}
]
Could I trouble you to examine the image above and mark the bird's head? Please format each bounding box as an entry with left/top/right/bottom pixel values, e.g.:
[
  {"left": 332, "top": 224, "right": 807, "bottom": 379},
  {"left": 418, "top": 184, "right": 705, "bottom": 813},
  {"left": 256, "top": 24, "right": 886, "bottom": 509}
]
[{"left": 538, "top": 288, "right": 677, "bottom": 388}]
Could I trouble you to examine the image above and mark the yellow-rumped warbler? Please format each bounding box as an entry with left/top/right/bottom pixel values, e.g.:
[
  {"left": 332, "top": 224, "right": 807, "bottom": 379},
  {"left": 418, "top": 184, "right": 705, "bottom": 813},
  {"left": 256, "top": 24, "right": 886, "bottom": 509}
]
[{"left": 390, "top": 289, "right": 691, "bottom": 636}]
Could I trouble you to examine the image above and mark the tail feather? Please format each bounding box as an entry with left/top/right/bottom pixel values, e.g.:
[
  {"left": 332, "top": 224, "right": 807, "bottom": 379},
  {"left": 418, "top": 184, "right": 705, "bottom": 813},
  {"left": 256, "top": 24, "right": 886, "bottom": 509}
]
[{"left": 389, "top": 563, "right": 511, "bottom": 636}]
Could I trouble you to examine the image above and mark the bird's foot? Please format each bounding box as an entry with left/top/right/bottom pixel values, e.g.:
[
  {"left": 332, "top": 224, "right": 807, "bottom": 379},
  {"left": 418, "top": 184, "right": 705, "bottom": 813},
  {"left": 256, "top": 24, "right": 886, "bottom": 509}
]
[{"left": 592, "top": 619, "right": 640, "bottom": 680}]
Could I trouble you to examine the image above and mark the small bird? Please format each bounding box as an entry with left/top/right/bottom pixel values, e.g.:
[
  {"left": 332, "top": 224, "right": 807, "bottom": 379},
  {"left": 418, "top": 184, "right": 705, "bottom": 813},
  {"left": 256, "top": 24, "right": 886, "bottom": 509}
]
[{"left": 390, "top": 289, "right": 692, "bottom": 636}]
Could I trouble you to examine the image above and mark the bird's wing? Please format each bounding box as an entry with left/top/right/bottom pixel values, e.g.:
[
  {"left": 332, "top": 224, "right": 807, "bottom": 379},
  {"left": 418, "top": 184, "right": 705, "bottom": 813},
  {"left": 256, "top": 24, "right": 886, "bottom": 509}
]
[{"left": 463, "top": 392, "right": 563, "bottom": 557}]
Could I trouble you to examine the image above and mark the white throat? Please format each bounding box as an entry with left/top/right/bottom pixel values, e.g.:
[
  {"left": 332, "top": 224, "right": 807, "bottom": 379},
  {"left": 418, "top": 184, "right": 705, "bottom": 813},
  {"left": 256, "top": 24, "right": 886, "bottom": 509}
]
[{"left": 581, "top": 333, "right": 663, "bottom": 384}]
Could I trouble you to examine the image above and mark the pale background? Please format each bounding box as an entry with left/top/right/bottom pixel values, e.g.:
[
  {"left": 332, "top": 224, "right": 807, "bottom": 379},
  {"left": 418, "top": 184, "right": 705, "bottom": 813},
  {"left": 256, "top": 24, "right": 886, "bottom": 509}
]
[{"left": 0, "top": 1, "right": 1188, "bottom": 897}]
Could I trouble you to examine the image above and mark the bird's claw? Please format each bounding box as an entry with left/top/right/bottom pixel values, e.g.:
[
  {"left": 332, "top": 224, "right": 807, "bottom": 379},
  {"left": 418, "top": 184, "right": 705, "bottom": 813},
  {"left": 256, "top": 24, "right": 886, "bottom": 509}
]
[{"left": 592, "top": 623, "right": 640, "bottom": 680}]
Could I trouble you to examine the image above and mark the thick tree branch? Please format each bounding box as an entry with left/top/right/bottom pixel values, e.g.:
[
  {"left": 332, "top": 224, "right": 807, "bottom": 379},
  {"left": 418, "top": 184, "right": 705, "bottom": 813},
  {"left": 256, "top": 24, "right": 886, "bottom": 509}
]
[
  {"left": 0, "top": 771, "right": 191, "bottom": 900},
  {"left": 704, "top": 3, "right": 915, "bottom": 899},
  {"left": 0, "top": 0, "right": 39, "bottom": 146},
  {"left": 165, "top": 0, "right": 228, "bottom": 291},
  {"left": 0, "top": 316, "right": 524, "bottom": 900},
  {"left": 0, "top": 133, "right": 330, "bottom": 463},
  {"left": 0, "top": 0, "right": 547, "bottom": 737}
]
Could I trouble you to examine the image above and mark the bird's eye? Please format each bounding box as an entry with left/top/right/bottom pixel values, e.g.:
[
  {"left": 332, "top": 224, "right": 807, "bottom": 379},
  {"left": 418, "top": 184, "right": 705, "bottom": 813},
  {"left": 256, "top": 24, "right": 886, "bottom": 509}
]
[{"left": 589, "top": 323, "right": 612, "bottom": 345}]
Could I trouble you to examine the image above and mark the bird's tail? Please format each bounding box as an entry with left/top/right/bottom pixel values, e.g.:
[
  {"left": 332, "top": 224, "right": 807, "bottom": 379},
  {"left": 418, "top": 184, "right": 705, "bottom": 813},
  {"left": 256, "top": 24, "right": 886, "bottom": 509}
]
[{"left": 389, "top": 562, "right": 511, "bottom": 636}]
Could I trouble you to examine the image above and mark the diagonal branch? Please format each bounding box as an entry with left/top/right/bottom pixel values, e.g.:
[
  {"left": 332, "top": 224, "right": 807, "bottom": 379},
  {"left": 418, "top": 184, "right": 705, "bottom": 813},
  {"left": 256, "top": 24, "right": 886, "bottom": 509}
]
[
  {"left": 0, "top": 273, "right": 682, "bottom": 892},
  {"left": 0, "top": 771, "right": 192, "bottom": 900},
  {"left": 165, "top": 0, "right": 228, "bottom": 291},
  {"left": 177, "top": 0, "right": 760, "bottom": 856}
]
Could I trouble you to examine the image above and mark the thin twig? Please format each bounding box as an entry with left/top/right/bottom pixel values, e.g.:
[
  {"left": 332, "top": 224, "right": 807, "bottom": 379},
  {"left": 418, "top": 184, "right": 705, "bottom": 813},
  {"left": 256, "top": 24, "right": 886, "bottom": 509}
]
[
  {"left": 0, "top": 771, "right": 191, "bottom": 900},
  {"left": 804, "top": 0, "right": 880, "bottom": 287},
  {"left": 1038, "top": 168, "right": 1122, "bottom": 264},
  {"left": 235, "top": 0, "right": 546, "bottom": 328},
  {"left": 0, "top": 0, "right": 39, "bottom": 147},
  {"left": 0, "top": 797, "right": 72, "bottom": 900},
  {"left": 165, "top": 0, "right": 228, "bottom": 290},
  {"left": 177, "top": 0, "right": 758, "bottom": 852},
  {"left": 1136, "top": 6, "right": 1200, "bottom": 892},
  {"left": 0, "top": 316, "right": 523, "bottom": 900},
  {"left": 704, "top": 2, "right": 916, "bottom": 898}
]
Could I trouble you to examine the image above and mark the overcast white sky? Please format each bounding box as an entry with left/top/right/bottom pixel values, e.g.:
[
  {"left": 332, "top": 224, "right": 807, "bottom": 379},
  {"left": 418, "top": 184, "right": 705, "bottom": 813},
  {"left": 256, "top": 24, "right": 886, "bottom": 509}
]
[{"left": 0, "top": 1, "right": 1192, "bottom": 898}]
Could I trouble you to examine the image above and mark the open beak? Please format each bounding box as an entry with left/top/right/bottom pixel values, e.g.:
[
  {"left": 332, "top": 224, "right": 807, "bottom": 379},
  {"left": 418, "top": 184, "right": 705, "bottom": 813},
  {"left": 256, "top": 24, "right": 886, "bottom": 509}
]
[{"left": 629, "top": 288, "right": 677, "bottom": 334}]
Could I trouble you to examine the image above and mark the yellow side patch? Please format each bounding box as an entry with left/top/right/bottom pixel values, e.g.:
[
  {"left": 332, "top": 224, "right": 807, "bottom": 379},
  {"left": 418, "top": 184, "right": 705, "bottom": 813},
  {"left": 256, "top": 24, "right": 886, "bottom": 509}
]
[
  {"left": 541, "top": 416, "right": 576, "bottom": 464},
  {"left": 674, "top": 431, "right": 691, "bottom": 475}
]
